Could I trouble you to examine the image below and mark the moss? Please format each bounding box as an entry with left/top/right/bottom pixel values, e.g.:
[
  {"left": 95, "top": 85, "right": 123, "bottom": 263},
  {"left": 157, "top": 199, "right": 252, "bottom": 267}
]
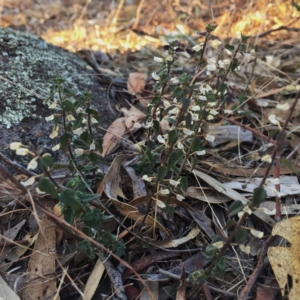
[{"left": 0, "top": 27, "right": 95, "bottom": 128}]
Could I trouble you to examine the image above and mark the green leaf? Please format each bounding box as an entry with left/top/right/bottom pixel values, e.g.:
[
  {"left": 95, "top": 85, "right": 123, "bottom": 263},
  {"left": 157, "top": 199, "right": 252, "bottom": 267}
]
[
  {"left": 59, "top": 189, "right": 82, "bottom": 210},
  {"left": 61, "top": 100, "right": 74, "bottom": 112},
  {"left": 206, "top": 23, "right": 217, "bottom": 32},
  {"left": 252, "top": 187, "right": 267, "bottom": 207},
  {"left": 73, "top": 139, "right": 89, "bottom": 149},
  {"left": 63, "top": 208, "right": 74, "bottom": 224},
  {"left": 40, "top": 153, "right": 53, "bottom": 169},
  {"left": 157, "top": 166, "right": 168, "bottom": 181},
  {"left": 181, "top": 98, "right": 191, "bottom": 111},
  {"left": 168, "top": 129, "right": 178, "bottom": 145},
  {"left": 52, "top": 162, "right": 71, "bottom": 170},
  {"left": 216, "top": 257, "right": 226, "bottom": 271},
  {"left": 60, "top": 132, "right": 72, "bottom": 148},
  {"left": 225, "top": 44, "right": 235, "bottom": 51},
  {"left": 153, "top": 119, "right": 160, "bottom": 134},
  {"left": 96, "top": 139, "right": 103, "bottom": 153},
  {"left": 191, "top": 137, "right": 203, "bottom": 153},
  {"left": 292, "top": 0, "right": 300, "bottom": 11},
  {"left": 80, "top": 131, "right": 91, "bottom": 144},
  {"left": 180, "top": 176, "right": 188, "bottom": 192},
  {"left": 223, "top": 219, "right": 236, "bottom": 230},
  {"left": 187, "top": 269, "right": 206, "bottom": 285},
  {"left": 235, "top": 228, "right": 248, "bottom": 244},
  {"left": 167, "top": 150, "right": 183, "bottom": 169},
  {"left": 280, "top": 157, "right": 299, "bottom": 175},
  {"left": 228, "top": 200, "right": 244, "bottom": 217},
  {"left": 88, "top": 153, "right": 104, "bottom": 165},
  {"left": 79, "top": 192, "right": 101, "bottom": 203},
  {"left": 73, "top": 113, "right": 83, "bottom": 129},
  {"left": 185, "top": 112, "right": 192, "bottom": 128},
  {"left": 85, "top": 108, "right": 98, "bottom": 115},
  {"left": 38, "top": 178, "right": 58, "bottom": 199},
  {"left": 203, "top": 244, "right": 217, "bottom": 258}
]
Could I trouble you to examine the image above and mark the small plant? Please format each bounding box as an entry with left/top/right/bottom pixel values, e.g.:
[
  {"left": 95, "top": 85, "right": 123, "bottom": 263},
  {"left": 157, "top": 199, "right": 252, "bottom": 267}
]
[
  {"left": 10, "top": 77, "right": 126, "bottom": 259},
  {"left": 9, "top": 23, "right": 298, "bottom": 289}
]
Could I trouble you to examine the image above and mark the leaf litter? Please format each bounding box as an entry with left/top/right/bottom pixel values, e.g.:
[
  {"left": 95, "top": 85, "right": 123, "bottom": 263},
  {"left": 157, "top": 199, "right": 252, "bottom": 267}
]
[{"left": 1, "top": 0, "right": 300, "bottom": 299}]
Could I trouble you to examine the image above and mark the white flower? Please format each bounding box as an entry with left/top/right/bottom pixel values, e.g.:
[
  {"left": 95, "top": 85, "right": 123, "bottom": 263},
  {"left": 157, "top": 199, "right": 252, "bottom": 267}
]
[
  {"left": 205, "top": 134, "right": 215, "bottom": 142},
  {"left": 212, "top": 241, "right": 224, "bottom": 249},
  {"left": 261, "top": 154, "right": 272, "bottom": 163},
  {"left": 45, "top": 115, "right": 54, "bottom": 121},
  {"left": 22, "top": 176, "right": 35, "bottom": 186},
  {"left": 243, "top": 206, "right": 253, "bottom": 215},
  {"left": 27, "top": 158, "right": 38, "bottom": 170},
  {"left": 10, "top": 142, "right": 22, "bottom": 150},
  {"left": 76, "top": 107, "right": 84, "bottom": 113},
  {"left": 250, "top": 229, "right": 264, "bottom": 238},
  {"left": 166, "top": 55, "right": 173, "bottom": 61},
  {"left": 191, "top": 114, "right": 199, "bottom": 121},
  {"left": 207, "top": 64, "right": 216, "bottom": 71},
  {"left": 157, "top": 135, "right": 165, "bottom": 143},
  {"left": 49, "top": 102, "right": 56, "bottom": 109},
  {"left": 207, "top": 115, "right": 214, "bottom": 120},
  {"left": 133, "top": 122, "right": 142, "bottom": 129},
  {"left": 224, "top": 49, "right": 233, "bottom": 56},
  {"left": 266, "top": 178, "right": 280, "bottom": 185},
  {"left": 74, "top": 148, "right": 84, "bottom": 156},
  {"left": 169, "top": 77, "right": 179, "bottom": 84},
  {"left": 196, "top": 150, "right": 206, "bottom": 155},
  {"left": 162, "top": 100, "right": 170, "bottom": 108},
  {"left": 173, "top": 98, "right": 178, "bottom": 103},
  {"left": 160, "top": 189, "right": 170, "bottom": 195},
  {"left": 209, "top": 109, "right": 218, "bottom": 115},
  {"left": 154, "top": 56, "right": 164, "bottom": 62},
  {"left": 239, "top": 244, "right": 250, "bottom": 254},
  {"left": 36, "top": 187, "right": 46, "bottom": 195},
  {"left": 73, "top": 128, "right": 83, "bottom": 135},
  {"left": 268, "top": 114, "right": 281, "bottom": 128},
  {"left": 224, "top": 109, "right": 233, "bottom": 114},
  {"left": 90, "top": 141, "right": 96, "bottom": 150},
  {"left": 91, "top": 117, "right": 98, "bottom": 124},
  {"left": 82, "top": 118, "right": 88, "bottom": 124},
  {"left": 218, "top": 60, "right": 225, "bottom": 69},
  {"left": 52, "top": 143, "right": 61, "bottom": 151},
  {"left": 190, "top": 105, "right": 200, "bottom": 111},
  {"left": 211, "top": 40, "right": 222, "bottom": 49},
  {"left": 142, "top": 175, "right": 152, "bottom": 182},
  {"left": 192, "top": 44, "right": 203, "bottom": 52},
  {"left": 67, "top": 115, "right": 75, "bottom": 121},
  {"left": 168, "top": 107, "right": 179, "bottom": 115},
  {"left": 177, "top": 141, "right": 184, "bottom": 149},
  {"left": 176, "top": 194, "right": 185, "bottom": 201},
  {"left": 199, "top": 95, "right": 207, "bottom": 101},
  {"left": 50, "top": 127, "right": 59, "bottom": 139},
  {"left": 16, "top": 148, "right": 29, "bottom": 156},
  {"left": 170, "top": 179, "right": 180, "bottom": 186},
  {"left": 223, "top": 59, "right": 231, "bottom": 65},
  {"left": 183, "top": 128, "right": 194, "bottom": 136},
  {"left": 207, "top": 58, "right": 216, "bottom": 64},
  {"left": 207, "top": 102, "right": 216, "bottom": 107},
  {"left": 276, "top": 103, "right": 290, "bottom": 111},
  {"left": 152, "top": 72, "right": 161, "bottom": 81}
]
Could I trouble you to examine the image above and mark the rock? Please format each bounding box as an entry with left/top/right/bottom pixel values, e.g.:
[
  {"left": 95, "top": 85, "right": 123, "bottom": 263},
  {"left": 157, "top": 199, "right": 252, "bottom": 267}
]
[{"left": 0, "top": 27, "right": 116, "bottom": 167}]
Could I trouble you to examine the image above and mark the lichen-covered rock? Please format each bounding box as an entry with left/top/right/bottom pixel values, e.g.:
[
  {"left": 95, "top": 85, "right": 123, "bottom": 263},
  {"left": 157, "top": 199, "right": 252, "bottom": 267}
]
[{"left": 0, "top": 27, "right": 116, "bottom": 167}]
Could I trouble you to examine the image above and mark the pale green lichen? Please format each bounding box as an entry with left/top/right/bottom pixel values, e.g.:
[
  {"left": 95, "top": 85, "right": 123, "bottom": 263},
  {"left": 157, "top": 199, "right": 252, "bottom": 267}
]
[{"left": 0, "top": 27, "right": 95, "bottom": 128}]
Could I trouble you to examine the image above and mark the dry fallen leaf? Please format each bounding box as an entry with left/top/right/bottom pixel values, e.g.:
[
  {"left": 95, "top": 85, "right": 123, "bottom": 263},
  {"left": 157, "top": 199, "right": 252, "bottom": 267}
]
[
  {"left": 101, "top": 117, "right": 126, "bottom": 157},
  {"left": 104, "top": 155, "right": 168, "bottom": 232},
  {"left": 23, "top": 209, "right": 58, "bottom": 300},
  {"left": 84, "top": 258, "right": 105, "bottom": 300},
  {"left": 268, "top": 216, "right": 300, "bottom": 299},
  {"left": 127, "top": 72, "right": 147, "bottom": 95}
]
